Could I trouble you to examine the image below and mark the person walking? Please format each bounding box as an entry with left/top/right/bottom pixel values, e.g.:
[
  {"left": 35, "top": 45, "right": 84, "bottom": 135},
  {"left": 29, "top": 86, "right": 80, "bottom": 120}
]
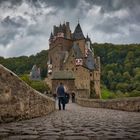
[
  {"left": 71, "top": 92, "right": 75, "bottom": 103},
  {"left": 56, "top": 82, "right": 66, "bottom": 110}
]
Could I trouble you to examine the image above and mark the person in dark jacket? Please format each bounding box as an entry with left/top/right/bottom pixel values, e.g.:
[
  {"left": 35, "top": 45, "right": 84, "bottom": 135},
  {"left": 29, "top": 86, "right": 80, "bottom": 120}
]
[
  {"left": 65, "top": 92, "right": 70, "bottom": 104},
  {"left": 57, "top": 82, "right": 66, "bottom": 110},
  {"left": 71, "top": 92, "right": 75, "bottom": 103}
]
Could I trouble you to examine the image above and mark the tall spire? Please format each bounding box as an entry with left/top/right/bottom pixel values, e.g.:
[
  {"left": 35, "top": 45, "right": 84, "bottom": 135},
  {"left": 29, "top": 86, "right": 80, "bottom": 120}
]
[
  {"left": 73, "top": 22, "right": 85, "bottom": 40},
  {"left": 86, "top": 34, "right": 91, "bottom": 42},
  {"left": 49, "top": 32, "right": 53, "bottom": 39}
]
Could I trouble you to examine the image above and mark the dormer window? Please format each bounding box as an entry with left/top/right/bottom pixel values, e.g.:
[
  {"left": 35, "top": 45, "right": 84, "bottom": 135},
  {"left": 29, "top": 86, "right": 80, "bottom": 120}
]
[{"left": 75, "top": 58, "right": 83, "bottom": 66}]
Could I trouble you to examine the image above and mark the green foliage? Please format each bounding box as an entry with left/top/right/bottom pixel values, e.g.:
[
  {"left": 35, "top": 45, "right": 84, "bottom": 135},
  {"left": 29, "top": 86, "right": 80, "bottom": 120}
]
[
  {"left": 0, "top": 43, "right": 140, "bottom": 98},
  {"left": 93, "top": 43, "right": 140, "bottom": 97},
  {"left": 30, "top": 81, "right": 49, "bottom": 93},
  {"left": 20, "top": 74, "right": 49, "bottom": 93},
  {"left": 0, "top": 50, "right": 48, "bottom": 78},
  {"left": 101, "top": 85, "right": 117, "bottom": 99},
  {"left": 20, "top": 74, "right": 31, "bottom": 85}
]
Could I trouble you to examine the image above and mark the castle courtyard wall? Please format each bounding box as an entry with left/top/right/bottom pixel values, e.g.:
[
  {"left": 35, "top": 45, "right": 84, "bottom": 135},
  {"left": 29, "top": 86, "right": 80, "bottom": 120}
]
[{"left": 52, "top": 79, "right": 75, "bottom": 94}]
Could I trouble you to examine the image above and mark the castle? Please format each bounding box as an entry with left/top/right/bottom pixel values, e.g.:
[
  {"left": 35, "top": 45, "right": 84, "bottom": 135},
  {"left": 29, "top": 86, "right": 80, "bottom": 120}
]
[{"left": 47, "top": 22, "right": 101, "bottom": 98}]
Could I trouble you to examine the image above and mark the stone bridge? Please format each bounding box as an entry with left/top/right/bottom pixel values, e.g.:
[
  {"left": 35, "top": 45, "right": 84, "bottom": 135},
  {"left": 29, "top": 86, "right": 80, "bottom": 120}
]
[
  {"left": 0, "top": 65, "right": 140, "bottom": 139},
  {"left": 0, "top": 102, "right": 140, "bottom": 140}
]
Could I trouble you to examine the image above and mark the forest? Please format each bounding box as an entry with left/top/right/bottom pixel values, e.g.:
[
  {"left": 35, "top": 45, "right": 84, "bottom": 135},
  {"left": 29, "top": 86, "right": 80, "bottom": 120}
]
[
  {"left": 93, "top": 43, "right": 140, "bottom": 97},
  {"left": 0, "top": 43, "right": 140, "bottom": 98},
  {"left": 0, "top": 50, "right": 48, "bottom": 78}
]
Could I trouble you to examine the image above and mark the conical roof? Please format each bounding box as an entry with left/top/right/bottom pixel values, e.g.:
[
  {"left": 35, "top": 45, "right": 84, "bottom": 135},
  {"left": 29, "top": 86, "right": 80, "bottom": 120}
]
[
  {"left": 86, "top": 35, "right": 91, "bottom": 42},
  {"left": 49, "top": 32, "right": 53, "bottom": 39},
  {"left": 73, "top": 23, "right": 85, "bottom": 40}
]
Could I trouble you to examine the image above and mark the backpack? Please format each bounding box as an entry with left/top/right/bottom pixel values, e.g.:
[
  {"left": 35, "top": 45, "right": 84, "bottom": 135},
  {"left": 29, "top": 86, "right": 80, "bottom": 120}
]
[{"left": 65, "top": 93, "right": 69, "bottom": 104}]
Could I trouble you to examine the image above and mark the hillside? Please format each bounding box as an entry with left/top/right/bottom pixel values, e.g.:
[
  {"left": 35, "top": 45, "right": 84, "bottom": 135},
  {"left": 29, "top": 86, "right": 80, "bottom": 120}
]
[
  {"left": 93, "top": 43, "right": 140, "bottom": 96},
  {"left": 0, "top": 50, "right": 48, "bottom": 78},
  {"left": 0, "top": 43, "right": 140, "bottom": 96}
]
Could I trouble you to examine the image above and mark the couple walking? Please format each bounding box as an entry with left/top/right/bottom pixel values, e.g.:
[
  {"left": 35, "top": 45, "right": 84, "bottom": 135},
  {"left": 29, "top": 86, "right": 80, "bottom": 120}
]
[{"left": 56, "top": 82, "right": 67, "bottom": 110}]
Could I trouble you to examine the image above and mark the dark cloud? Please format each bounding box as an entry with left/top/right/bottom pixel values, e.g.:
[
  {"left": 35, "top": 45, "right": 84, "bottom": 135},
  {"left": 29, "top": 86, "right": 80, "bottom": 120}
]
[
  {"left": 2, "top": 16, "right": 27, "bottom": 27},
  {"left": 44, "top": 0, "right": 79, "bottom": 8},
  {"left": 0, "top": 0, "right": 140, "bottom": 57},
  {"left": 0, "top": 15, "right": 27, "bottom": 45},
  {"left": 0, "top": 0, "right": 22, "bottom": 4},
  {"left": 85, "top": 0, "right": 140, "bottom": 12}
]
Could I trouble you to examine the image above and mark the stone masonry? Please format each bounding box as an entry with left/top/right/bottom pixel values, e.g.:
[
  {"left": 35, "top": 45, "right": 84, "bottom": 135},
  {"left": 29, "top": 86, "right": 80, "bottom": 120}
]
[
  {"left": 0, "top": 64, "right": 55, "bottom": 123},
  {"left": 47, "top": 22, "right": 101, "bottom": 98},
  {"left": 0, "top": 103, "right": 140, "bottom": 139},
  {"left": 76, "top": 97, "right": 140, "bottom": 112}
]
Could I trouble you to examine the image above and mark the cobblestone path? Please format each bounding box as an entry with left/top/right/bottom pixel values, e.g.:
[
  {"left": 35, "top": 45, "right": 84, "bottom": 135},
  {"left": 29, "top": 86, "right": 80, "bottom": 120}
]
[{"left": 0, "top": 102, "right": 140, "bottom": 140}]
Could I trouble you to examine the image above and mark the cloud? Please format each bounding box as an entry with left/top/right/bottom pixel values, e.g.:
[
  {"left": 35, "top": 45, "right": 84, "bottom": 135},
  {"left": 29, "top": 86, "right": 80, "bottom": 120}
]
[{"left": 0, "top": 0, "right": 140, "bottom": 58}]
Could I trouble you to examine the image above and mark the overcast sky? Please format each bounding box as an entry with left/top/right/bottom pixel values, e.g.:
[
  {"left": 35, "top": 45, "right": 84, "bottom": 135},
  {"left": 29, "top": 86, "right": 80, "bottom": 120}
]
[{"left": 0, "top": 0, "right": 140, "bottom": 58}]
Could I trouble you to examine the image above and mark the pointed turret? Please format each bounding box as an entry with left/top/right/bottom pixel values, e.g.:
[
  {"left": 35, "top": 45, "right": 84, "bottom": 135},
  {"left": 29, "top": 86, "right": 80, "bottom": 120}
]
[
  {"left": 49, "top": 32, "right": 53, "bottom": 39},
  {"left": 73, "top": 23, "right": 85, "bottom": 40},
  {"left": 49, "top": 32, "right": 54, "bottom": 45},
  {"left": 59, "top": 23, "right": 63, "bottom": 32},
  {"left": 86, "top": 34, "right": 91, "bottom": 42}
]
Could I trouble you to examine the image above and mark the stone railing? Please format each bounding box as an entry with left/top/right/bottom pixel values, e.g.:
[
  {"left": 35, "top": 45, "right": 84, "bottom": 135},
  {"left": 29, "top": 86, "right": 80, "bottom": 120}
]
[
  {"left": 76, "top": 97, "right": 140, "bottom": 112},
  {"left": 0, "top": 65, "right": 55, "bottom": 123}
]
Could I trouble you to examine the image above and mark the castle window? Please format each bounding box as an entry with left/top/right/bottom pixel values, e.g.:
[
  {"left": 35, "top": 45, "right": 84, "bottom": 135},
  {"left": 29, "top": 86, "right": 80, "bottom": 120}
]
[
  {"left": 76, "top": 68, "right": 78, "bottom": 70},
  {"left": 72, "top": 68, "right": 74, "bottom": 71},
  {"left": 90, "top": 73, "right": 92, "bottom": 77},
  {"left": 66, "top": 68, "right": 68, "bottom": 71}
]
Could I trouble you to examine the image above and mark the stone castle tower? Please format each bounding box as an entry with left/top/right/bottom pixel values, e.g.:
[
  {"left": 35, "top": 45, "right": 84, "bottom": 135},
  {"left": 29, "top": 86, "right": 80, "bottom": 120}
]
[{"left": 47, "top": 22, "right": 101, "bottom": 98}]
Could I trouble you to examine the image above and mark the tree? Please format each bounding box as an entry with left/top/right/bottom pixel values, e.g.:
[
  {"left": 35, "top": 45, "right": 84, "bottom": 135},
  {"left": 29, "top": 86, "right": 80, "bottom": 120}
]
[{"left": 123, "top": 72, "right": 131, "bottom": 82}]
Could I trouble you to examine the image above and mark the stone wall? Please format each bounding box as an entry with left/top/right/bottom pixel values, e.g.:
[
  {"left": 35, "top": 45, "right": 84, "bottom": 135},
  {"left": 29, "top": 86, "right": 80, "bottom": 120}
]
[
  {"left": 76, "top": 97, "right": 140, "bottom": 112},
  {"left": 76, "top": 89, "right": 89, "bottom": 98},
  {"left": 52, "top": 79, "right": 75, "bottom": 94},
  {"left": 0, "top": 65, "right": 55, "bottom": 123}
]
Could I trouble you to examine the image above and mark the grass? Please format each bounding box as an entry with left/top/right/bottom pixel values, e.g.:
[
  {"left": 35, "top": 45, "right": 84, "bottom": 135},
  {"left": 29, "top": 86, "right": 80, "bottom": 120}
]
[
  {"left": 101, "top": 86, "right": 140, "bottom": 99},
  {"left": 101, "top": 87, "right": 116, "bottom": 99}
]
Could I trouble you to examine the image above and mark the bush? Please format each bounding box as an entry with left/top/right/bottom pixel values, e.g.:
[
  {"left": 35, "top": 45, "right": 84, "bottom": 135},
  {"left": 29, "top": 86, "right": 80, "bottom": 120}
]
[
  {"left": 30, "top": 81, "right": 49, "bottom": 93},
  {"left": 127, "top": 90, "right": 140, "bottom": 97},
  {"left": 20, "top": 74, "right": 49, "bottom": 93},
  {"left": 101, "top": 86, "right": 116, "bottom": 99},
  {"left": 20, "top": 74, "right": 31, "bottom": 85}
]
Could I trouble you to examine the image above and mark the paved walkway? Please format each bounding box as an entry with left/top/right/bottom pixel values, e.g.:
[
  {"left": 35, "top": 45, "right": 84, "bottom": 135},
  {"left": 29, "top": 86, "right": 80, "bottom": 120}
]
[{"left": 0, "top": 102, "right": 140, "bottom": 140}]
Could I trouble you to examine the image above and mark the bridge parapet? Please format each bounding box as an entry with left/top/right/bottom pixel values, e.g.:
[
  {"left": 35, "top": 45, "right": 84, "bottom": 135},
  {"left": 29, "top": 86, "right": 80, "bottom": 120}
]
[
  {"left": 76, "top": 97, "right": 140, "bottom": 112},
  {"left": 0, "top": 65, "right": 55, "bottom": 123}
]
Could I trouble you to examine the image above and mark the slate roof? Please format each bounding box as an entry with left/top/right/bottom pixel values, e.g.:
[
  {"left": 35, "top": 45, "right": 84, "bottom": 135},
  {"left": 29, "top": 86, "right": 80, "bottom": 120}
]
[
  {"left": 73, "top": 23, "right": 85, "bottom": 40},
  {"left": 49, "top": 32, "right": 53, "bottom": 39},
  {"left": 72, "top": 43, "right": 83, "bottom": 58},
  {"left": 85, "top": 50, "right": 94, "bottom": 70},
  {"left": 86, "top": 35, "right": 91, "bottom": 42}
]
